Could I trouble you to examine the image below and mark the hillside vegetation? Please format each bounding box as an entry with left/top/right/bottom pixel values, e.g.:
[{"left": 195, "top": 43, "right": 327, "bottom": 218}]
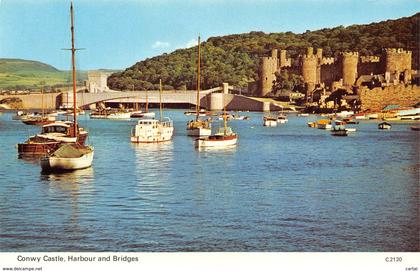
[
  {"left": 108, "top": 13, "right": 419, "bottom": 91},
  {"left": 0, "top": 58, "right": 87, "bottom": 90}
]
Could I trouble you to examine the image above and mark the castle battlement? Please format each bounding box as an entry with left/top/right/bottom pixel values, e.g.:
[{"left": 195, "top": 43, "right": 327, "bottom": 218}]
[
  {"left": 360, "top": 56, "right": 380, "bottom": 63},
  {"left": 321, "top": 57, "right": 335, "bottom": 65},
  {"left": 384, "top": 48, "right": 412, "bottom": 55}
]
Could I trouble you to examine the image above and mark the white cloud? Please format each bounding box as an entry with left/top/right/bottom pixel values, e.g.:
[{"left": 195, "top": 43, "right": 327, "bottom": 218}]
[
  {"left": 185, "top": 39, "right": 198, "bottom": 48},
  {"left": 152, "top": 41, "right": 170, "bottom": 49}
]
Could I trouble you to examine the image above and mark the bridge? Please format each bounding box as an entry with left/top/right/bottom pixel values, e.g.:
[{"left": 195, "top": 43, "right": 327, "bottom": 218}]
[{"left": 72, "top": 87, "right": 223, "bottom": 108}]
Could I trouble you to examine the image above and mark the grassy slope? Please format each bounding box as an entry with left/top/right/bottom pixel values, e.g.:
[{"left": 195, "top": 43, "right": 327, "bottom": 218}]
[{"left": 0, "top": 59, "right": 87, "bottom": 89}]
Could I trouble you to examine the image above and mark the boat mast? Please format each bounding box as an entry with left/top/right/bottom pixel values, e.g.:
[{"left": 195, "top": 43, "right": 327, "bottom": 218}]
[
  {"left": 145, "top": 88, "right": 149, "bottom": 113},
  {"left": 195, "top": 34, "right": 201, "bottom": 121},
  {"left": 70, "top": 1, "right": 78, "bottom": 137},
  {"left": 159, "top": 79, "right": 163, "bottom": 121},
  {"left": 41, "top": 86, "right": 44, "bottom": 118},
  {"left": 223, "top": 106, "right": 227, "bottom": 136}
]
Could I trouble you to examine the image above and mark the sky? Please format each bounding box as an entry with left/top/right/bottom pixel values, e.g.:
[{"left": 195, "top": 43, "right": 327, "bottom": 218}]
[{"left": 0, "top": 0, "right": 418, "bottom": 70}]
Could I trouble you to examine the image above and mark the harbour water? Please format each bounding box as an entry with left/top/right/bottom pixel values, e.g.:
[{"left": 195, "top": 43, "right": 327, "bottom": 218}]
[{"left": 0, "top": 110, "right": 418, "bottom": 251}]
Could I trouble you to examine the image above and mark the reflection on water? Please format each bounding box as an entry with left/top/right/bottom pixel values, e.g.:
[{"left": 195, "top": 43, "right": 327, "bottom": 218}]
[
  {"left": 131, "top": 141, "right": 174, "bottom": 180},
  {"left": 40, "top": 167, "right": 95, "bottom": 183}
]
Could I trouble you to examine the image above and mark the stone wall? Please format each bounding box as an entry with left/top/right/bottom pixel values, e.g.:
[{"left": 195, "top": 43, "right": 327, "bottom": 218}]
[
  {"left": 0, "top": 93, "right": 62, "bottom": 109},
  {"left": 359, "top": 84, "right": 420, "bottom": 111}
]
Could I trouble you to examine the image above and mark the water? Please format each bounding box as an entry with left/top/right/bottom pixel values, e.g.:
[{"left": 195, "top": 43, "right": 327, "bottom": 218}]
[{"left": 0, "top": 111, "right": 418, "bottom": 251}]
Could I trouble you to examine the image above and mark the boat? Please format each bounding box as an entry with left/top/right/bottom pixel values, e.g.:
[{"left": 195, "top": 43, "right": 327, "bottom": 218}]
[
  {"left": 18, "top": 121, "right": 88, "bottom": 155},
  {"left": 132, "top": 88, "right": 156, "bottom": 119},
  {"left": 129, "top": 110, "right": 143, "bottom": 118},
  {"left": 298, "top": 113, "right": 309, "bottom": 117},
  {"left": 263, "top": 116, "right": 277, "bottom": 127},
  {"left": 40, "top": 143, "right": 94, "bottom": 172},
  {"left": 232, "top": 114, "right": 250, "bottom": 120},
  {"left": 12, "top": 111, "right": 30, "bottom": 120},
  {"left": 21, "top": 87, "right": 56, "bottom": 125},
  {"left": 353, "top": 113, "right": 367, "bottom": 120},
  {"left": 410, "top": 126, "right": 420, "bottom": 131},
  {"left": 307, "top": 121, "right": 316, "bottom": 128},
  {"left": 195, "top": 109, "right": 238, "bottom": 148},
  {"left": 105, "top": 110, "right": 131, "bottom": 119},
  {"left": 378, "top": 122, "right": 392, "bottom": 130},
  {"left": 40, "top": 1, "right": 93, "bottom": 171},
  {"left": 331, "top": 127, "right": 348, "bottom": 136},
  {"left": 131, "top": 79, "right": 174, "bottom": 143},
  {"left": 186, "top": 35, "right": 212, "bottom": 137},
  {"left": 90, "top": 108, "right": 132, "bottom": 119},
  {"left": 342, "top": 117, "right": 359, "bottom": 124},
  {"left": 277, "top": 114, "right": 288, "bottom": 124},
  {"left": 316, "top": 119, "right": 332, "bottom": 130},
  {"left": 336, "top": 111, "right": 354, "bottom": 118}
]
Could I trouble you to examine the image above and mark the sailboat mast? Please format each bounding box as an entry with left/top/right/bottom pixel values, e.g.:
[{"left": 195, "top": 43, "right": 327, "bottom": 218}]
[
  {"left": 195, "top": 35, "right": 201, "bottom": 121},
  {"left": 41, "top": 86, "right": 44, "bottom": 118},
  {"left": 70, "top": 1, "right": 78, "bottom": 137},
  {"left": 159, "top": 79, "right": 163, "bottom": 121},
  {"left": 223, "top": 107, "right": 227, "bottom": 136}
]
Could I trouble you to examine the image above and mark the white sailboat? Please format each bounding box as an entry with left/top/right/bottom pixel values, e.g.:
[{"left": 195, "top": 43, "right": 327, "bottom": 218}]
[
  {"left": 187, "top": 35, "right": 211, "bottom": 137},
  {"left": 195, "top": 108, "right": 238, "bottom": 148},
  {"left": 263, "top": 115, "right": 277, "bottom": 127},
  {"left": 41, "top": 1, "right": 94, "bottom": 172},
  {"left": 131, "top": 79, "right": 174, "bottom": 143}
]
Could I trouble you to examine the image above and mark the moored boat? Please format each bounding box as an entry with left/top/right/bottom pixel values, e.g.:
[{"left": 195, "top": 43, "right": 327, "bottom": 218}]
[
  {"left": 378, "top": 122, "right": 392, "bottom": 130},
  {"left": 40, "top": 144, "right": 94, "bottom": 172},
  {"left": 263, "top": 116, "right": 277, "bottom": 127},
  {"left": 186, "top": 35, "right": 212, "bottom": 137},
  {"left": 22, "top": 115, "right": 56, "bottom": 125},
  {"left": 18, "top": 121, "right": 88, "bottom": 155},
  {"left": 410, "top": 126, "right": 420, "bottom": 131},
  {"left": 131, "top": 79, "right": 174, "bottom": 143},
  {"left": 195, "top": 109, "right": 238, "bottom": 148},
  {"left": 40, "top": 1, "right": 94, "bottom": 172},
  {"left": 317, "top": 119, "right": 332, "bottom": 130},
  {"left": 277, "top": 114, "right": 288, "bottom": 124}
]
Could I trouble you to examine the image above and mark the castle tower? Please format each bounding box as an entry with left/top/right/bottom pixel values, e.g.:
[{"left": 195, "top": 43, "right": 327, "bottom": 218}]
[
  {"left": 301, "top": 47, "right": 318, "bottom": 95},
  {"left": 383, "top": 48, "right": 412, "bottom": 81},
  {"left": 279, "top": 49, "right": 291, "bottom": 68},
  {"left": 341, "top": 52, "right": 359, "bottom": 87},
  {"left": 259, "top": 49, "right": 278, "bottom": 96}
]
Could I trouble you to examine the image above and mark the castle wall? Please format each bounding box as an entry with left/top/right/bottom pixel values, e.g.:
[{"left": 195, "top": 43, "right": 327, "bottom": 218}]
[
  {"left": 383, "top": 48, "right": 412, "bottom": 73},
  {"left": 320, "top": 63, "right": 341, "bottom": 87},
  {"left": 358, "top": 61, "right": 382, "bottom": 77},
  {"left": 359, "top": 84, "right": 420, "bottom": 111}
]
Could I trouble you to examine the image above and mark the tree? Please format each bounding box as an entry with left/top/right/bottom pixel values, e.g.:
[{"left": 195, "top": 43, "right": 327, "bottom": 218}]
[{"left": 272, "top": 70, "right": 304, "bottom": 97}]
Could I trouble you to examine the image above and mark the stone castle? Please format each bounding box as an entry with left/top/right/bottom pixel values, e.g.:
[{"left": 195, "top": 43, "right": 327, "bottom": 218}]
[{"left": 258, "top": 47, "right": 415, "bottom": 101}]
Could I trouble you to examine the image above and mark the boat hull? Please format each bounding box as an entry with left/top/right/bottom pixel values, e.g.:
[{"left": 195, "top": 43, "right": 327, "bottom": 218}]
[
  {"left": 18, "top": 132, "right": 88, "bottom": 155},
  {"left": 195, "top": 135, "right": 238, "bottom": 148},
  {"left": 263, "top": 120, "right": 277, "bottom": 127},
  {"left": 40, "top": 150, "right": 94, "bottom": 171}
]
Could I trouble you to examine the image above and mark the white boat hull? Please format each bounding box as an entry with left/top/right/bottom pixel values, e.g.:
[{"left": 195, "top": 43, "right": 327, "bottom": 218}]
[
  {"left": 195, "top": 136, "right": 237, "bottom": 148},
  {"left": 264, "top": 120, "right": 277, "bottom": 127},
  {"left": 277, "top": 119, "right": 288, "bottom": 124},
  {"left": 318, "top": 124, "right": 332, "bottom": 130},
  {"left": 187, "top": 127, "right": 212, "bottom": 137},
  {"left": 40, "top": 150, "right": 94, "bottom": 171}
]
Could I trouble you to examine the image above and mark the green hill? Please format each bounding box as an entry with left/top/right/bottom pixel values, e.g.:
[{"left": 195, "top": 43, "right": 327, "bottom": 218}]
[
  {"left": 108, "top": 12, "right": 419, "bottom": 91},
  {"left": 0, "top": 58, "right": 87, "bottom": 90}
]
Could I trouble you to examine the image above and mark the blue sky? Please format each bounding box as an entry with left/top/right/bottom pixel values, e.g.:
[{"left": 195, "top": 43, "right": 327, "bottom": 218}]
[{"left": 0, "top": 0, "right": 418, "bottom": 70}]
